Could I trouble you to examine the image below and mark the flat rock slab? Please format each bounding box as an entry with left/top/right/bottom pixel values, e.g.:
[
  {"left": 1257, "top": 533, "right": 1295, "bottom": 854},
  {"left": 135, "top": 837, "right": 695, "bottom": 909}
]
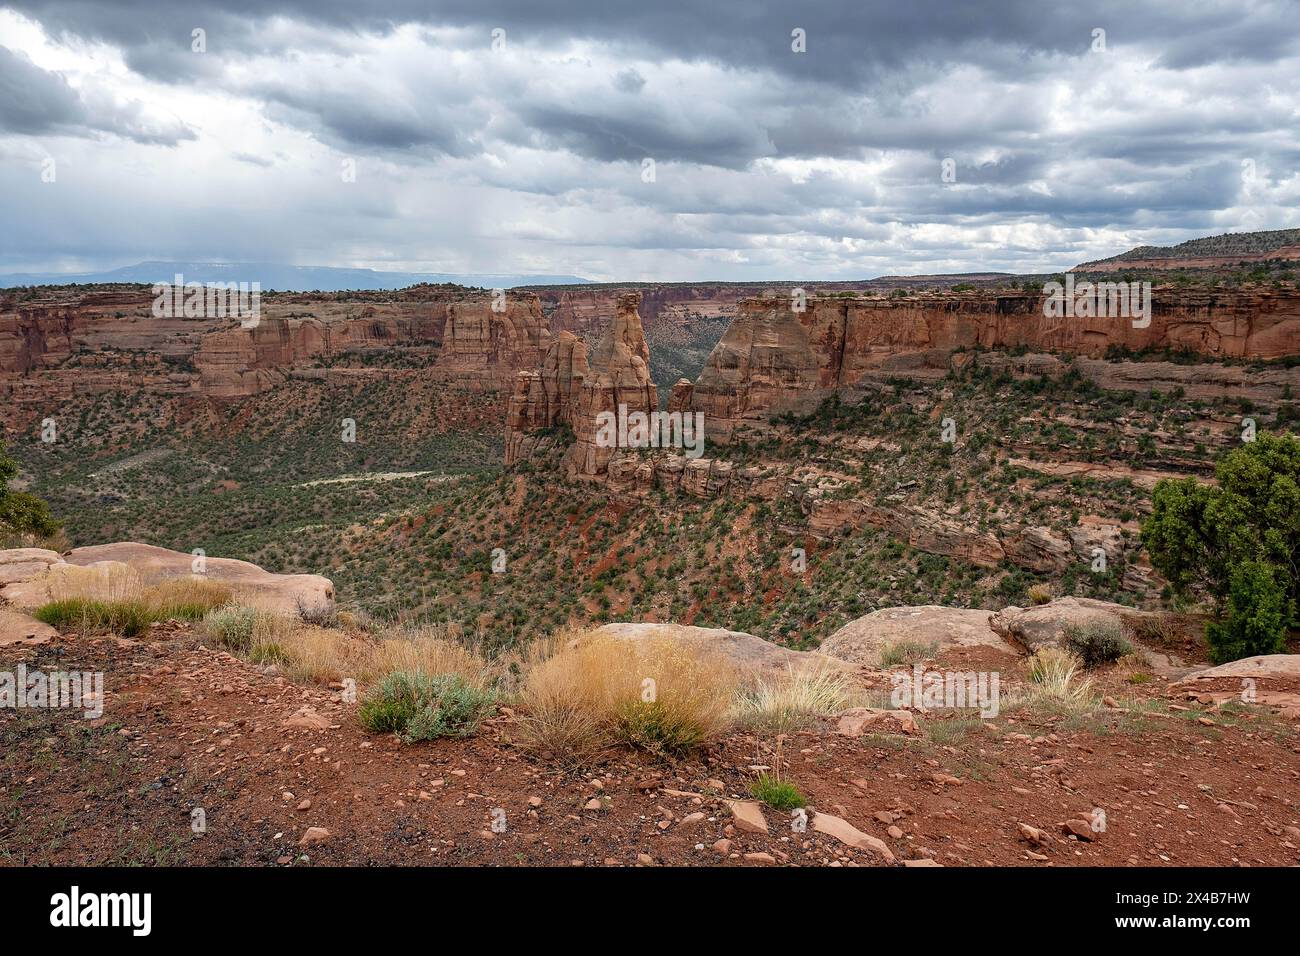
[
  {"left": 0, "top": 542, "right": 334, "bottom": 617},
  {"left": 0, "top": 607, "right": 57, "bottom": 646},
  {"left": 836, "top": 707, "right": 920, "bottom": 737},
  {"left": 723, "top": 799, "right": 769, "bottom": 834},
  {"left": 811, "top": 811, "right": 896, "bottom": 863},
  {"left": 820, "top": 605, "right": 1018, "bottom": 667},
  {"left": 1174, "top": 654, "right": 1300, "bottom": 683},
  {"left": 596, "top": 622, "right": 852, "bottom": 676}
]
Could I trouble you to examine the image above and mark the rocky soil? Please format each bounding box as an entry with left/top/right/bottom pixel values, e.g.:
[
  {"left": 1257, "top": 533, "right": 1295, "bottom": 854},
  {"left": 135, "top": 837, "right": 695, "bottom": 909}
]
[{"left": 4, "top": 621, "right": 1298, "bottom": 868}]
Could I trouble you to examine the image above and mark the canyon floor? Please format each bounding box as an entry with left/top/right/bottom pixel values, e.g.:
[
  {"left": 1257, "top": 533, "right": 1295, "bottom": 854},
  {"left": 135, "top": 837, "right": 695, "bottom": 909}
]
[{"left": 4, "top": 622, "right": 1298, "bottom": 868}]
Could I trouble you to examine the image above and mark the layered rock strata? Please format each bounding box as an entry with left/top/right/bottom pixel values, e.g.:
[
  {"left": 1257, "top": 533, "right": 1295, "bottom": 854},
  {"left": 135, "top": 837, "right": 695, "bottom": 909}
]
[
  {"left": 689, "top": 290, "right": 1300, "bottom": 437},
  {"left": 505, "top": 292, "right": 658, "bottom": 477}
]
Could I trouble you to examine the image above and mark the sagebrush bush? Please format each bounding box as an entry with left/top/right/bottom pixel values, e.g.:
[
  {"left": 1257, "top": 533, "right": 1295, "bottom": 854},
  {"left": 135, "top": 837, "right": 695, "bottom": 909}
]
[
  {"left": 1063, "top": 621, "right": 1134, "bottom": 669},
  {"left": 204, "top": 605, "right": 261, "bottom": 651},
  {"left": 358, "top": 671, "right": 496, "bottom": 743}
]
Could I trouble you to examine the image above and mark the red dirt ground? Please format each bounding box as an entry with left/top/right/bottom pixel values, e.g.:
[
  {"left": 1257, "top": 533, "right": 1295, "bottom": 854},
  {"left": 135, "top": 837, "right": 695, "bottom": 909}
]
[{"left": 2, "top": 628, "right": 1298, "bottom": 867}]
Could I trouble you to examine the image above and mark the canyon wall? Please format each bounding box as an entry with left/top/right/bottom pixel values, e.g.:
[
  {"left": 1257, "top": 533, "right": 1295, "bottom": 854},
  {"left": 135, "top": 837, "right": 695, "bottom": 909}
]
[
  {"left": 535, "top": 285, "right": 756, "bottom": 337},
  {"left": 690, "top": 290, "right": 1300, "bottom": 435},
  {"left": 0, "top": 288, "right": 552, "bottom": 414}
]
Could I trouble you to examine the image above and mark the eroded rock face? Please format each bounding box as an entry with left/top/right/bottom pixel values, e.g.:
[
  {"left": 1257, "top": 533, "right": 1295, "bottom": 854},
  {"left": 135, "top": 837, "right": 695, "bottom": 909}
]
[
  {"left": 432, "top": 295, "right": 552, "bottom": 386},
  {"left": 1, "top": 288, "right": 551, "bottom": 407},
  {"left": 503, "top": 332, "right": 591, "bottom": 466},
  {"left": 803, "top": 497, "right": 1007, "bottom": 568},
  {"left": 507, "top": 292, "right": 659, "bottom": 478},
  {"left": 689, "top": 290, "right": 1300, "bottom": 435}
]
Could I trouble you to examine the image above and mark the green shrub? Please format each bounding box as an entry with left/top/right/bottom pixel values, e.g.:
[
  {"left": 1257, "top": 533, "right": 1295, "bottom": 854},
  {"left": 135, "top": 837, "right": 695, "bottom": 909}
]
[
  {"left": 749, "top": 774, "right": 806, "bottom": 811},
  {"left": 1142, "top": 433, "right": 1299, "bottom": 661},
  {"left": 0, "top": 441, "right": 60, "bottom": 538},
  {"left": 1206, "top": 560, "right": 1289, "bottom": 664},
  {"left": 204, "top": 605, "right": 260, "bottom": 651},
  {"left": 358, "top": 671, "right": 496, "bottom": 743},
  {"left": 34, "top": 598, "right": 153, "bottom": 637},
  {"left": 1063, "top": 621, "right": 1133, "bottom": 669}
]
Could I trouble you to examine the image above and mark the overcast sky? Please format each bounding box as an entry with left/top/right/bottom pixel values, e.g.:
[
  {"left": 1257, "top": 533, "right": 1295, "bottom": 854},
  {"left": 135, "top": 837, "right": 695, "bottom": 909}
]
[{"left": 1, "top": 0, "right": 1297, "bottom": 281}]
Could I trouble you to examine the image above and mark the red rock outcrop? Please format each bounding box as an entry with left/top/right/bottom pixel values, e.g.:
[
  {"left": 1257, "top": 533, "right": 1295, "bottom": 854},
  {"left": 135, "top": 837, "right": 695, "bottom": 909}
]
[
  {"left": 537, "top": 285, "right": 755, "bottom": 337},
  {"left": 561, "top": 294, "right": 658, "bottom": 478},
  {"left": 690, "top": 289, "right": 1300, "bottom": 437},
  {"left": 505, "top": 292, "right": 660, "bottom": 477},
  {"left": 431, "top": 295, "right": 552, "bottom": 386},
  {"left": 1, "top": 288, "right": 552, "bottom": 413}
]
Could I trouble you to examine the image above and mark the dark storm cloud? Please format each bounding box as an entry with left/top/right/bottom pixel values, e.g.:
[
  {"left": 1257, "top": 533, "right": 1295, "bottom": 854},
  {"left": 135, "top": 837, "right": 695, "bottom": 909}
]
[
  {"left": 11, "top": 0, "right": 1299, "bottom": 82},
  {"left": 1, "top": 0, "right": 1297, "bottom": 278},
  {"left": 0, "top": 44, "right": 194, "bottom": 143},
  {"left": 0, "top": 43, "right": 83, "bottom": 132}
]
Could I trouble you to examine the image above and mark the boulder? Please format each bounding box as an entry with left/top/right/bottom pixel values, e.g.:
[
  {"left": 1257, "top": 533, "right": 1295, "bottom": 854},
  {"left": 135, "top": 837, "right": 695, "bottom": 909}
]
[
  {"left": 989, "top": 597, "right": 1151, "bottom": 654},
  {"left": 595, "top": 622, "right": 851, "bottom": 676},
  {"left": 0, "top": 548, "right": 63, "bottom": 585},
  {"left": 0, "top": 542, "right": 333, "bottom": 617},
  {"left": 820, "top": 605, "right": 1017, "bottom": 667},
  {"left": 0, "top": 607, "right": 57, "bottom": 646},
  {"left": 836, "top": 707, "right": 920, "bottom": 737}
]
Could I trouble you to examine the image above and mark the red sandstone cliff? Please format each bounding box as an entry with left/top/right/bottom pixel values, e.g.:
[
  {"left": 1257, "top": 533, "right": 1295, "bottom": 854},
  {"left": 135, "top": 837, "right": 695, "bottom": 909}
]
[
  {"left": 0, "top": 288, "right": 552, "bottom": 409},
  {"left": 689, "top": 289, "right": 1300, "bottom": 435},
  {"left": 505, "top": 291, "right": 658, "bottom": 476}
]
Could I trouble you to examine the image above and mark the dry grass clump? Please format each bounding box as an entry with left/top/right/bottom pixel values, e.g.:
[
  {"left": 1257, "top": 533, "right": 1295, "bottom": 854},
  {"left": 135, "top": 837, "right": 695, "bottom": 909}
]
[
  {"left": 146, "top": 576, "right": 235, "bottom": 610},
  {"left": 274, "top": 625, "right": 372, "bottom": 684},
  {"left": 46, "top": 563, "right": 145, "bottom": 604},
  {"left": 878, "top": 639, "right": 937, "bottom": 667},
  {"left": 1024, "top": 646, "right": 1095, "bottom": 712},
  {"left": 513, "top": 628, "right": 738, "bottom": 761},
  {"left": 733, "top": 662, "right": 856, "bottom": 732},
  {"left": 361, "top": 623, "right": 496, "bottom": 691},
  {"left": 1123, "top": 612, "right": 1186, "bottom": 648},
  {"left": 205, "top": 609, "right": 495, "bottom": 690},
  {"left": 1027, "top": 583, "right": 1054, "bottom": 605},
  {"left": 37, "top": 566, "right": 234, "bottom": 637}
]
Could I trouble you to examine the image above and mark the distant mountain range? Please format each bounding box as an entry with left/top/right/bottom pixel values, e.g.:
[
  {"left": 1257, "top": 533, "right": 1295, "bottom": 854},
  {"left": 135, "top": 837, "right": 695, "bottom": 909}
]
[{"left": 0, "top": 261, "right": 592, "bottom": 292}]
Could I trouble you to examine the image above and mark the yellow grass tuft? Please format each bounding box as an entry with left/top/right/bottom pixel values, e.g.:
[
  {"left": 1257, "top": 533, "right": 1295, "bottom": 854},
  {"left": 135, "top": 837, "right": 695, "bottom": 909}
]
[
  {"left": 513, "top": 628, "right": 738, "bottom": 761},
  {"left": 1026, "top": 646, "right": 1094, "bottom": 708},
  {"left": 733, "top": 662, "right": 856, "bottom": 732}
]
